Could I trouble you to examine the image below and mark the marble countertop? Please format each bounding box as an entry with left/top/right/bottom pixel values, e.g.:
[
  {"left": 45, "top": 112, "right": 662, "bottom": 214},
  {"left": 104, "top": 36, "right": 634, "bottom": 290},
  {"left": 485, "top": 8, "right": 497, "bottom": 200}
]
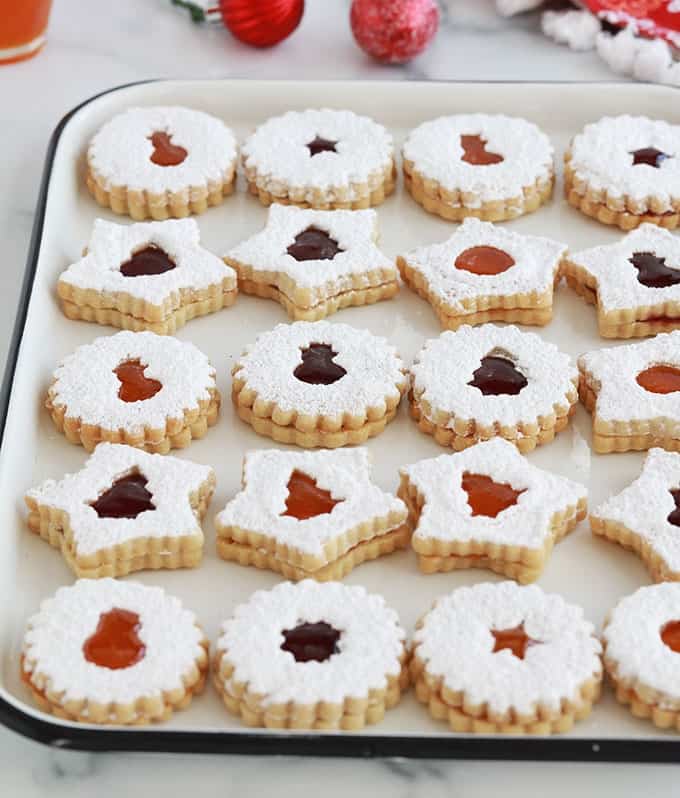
[{"left": 2, "top": 0, "right": 678, "bottom": 794}]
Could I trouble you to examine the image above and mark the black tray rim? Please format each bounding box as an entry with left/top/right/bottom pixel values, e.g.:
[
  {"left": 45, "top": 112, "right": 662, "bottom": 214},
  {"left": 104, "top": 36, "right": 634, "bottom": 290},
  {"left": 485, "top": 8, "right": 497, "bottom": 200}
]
[{"left": 1, "top": 78, "right": 679, "bottom": 761}]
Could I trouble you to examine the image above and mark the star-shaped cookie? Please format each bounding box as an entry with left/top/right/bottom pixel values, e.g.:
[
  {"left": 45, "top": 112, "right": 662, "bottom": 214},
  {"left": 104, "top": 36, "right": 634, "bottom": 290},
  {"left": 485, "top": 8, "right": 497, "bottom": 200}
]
[
  {"left": 591, "top": 448, "right": 680, "bottom": 582},
  {"left": 224, "top": 204, "right": 398, "bottom": 321},
  {"left": 579, "top": 330, "right": 680, "bottom": 453},
  {"left": 58, "top": 218, "right": 237, "bottom": 334},
  {"left": 215, "top": 448, "right": 409, "bottom": 581},
  {"left": 25, "top": 442, "right": 215, "bottom": 578},
  {"left": 563, "top": 224, "right": 680, "bottom": 338},
  {"left": 397, "top": 217, "right": 566, "bottom": 329},
  {"left": 398, "top": 438, "right": 587, "bottom": 583}
]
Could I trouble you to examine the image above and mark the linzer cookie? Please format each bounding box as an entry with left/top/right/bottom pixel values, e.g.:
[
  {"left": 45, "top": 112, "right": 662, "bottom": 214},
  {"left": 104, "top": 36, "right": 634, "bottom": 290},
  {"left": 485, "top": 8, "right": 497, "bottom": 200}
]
[
  {"left": 563, "top": 224, "right": 680, "bottom": 339},
  {"left": 397, "top": 217, "right": 566, "bottom": 329},
  {"left": 224, "top": 204, "right": 398, "bottom": 321},
  {"left": 591, "top": 448, "right": 680, "bottom": 582},
  {"left": 215, "top": 448, "right": 409, "bottom": 581},
  {"left": 58, "top": 218, "right": 237, "bottom": 334},
  {"left": 46, "top": 330, "right": 220, "bottom": 453},
  {"left": 603, "top": 583, "right": 680, "bottom": 731},
  {"left": 213, "top": 580, "right": 408, "bottom": 729},
  {"left": 578, "top": 330, "right": 680, "bottom": 453},
  {"left": 402, "top": 114, "right": 554, "bottom": 222},
  {"left": 232, "top": 320, "right": 407, "bottom": 448},
  {"left": 21, "top": 579, "right": 208, "bottom": 724},
  {"left": 565, "top": 115, "right": 680, "bottom": 230},
  {"left": 241, "top": 108, "right": 395, "bottom": 209},
  {"left": 411, "top": 581, "right": 603, "bottom": 734},
  {"left": 86, "top": 106, "right": 238, "bottom": 220},
  {"left": 410, "top": 324, "right": 578, "bottom": 453},
  {"left": 25, "top": 443, "right": 215, "bottom": 578},
  {"left": 399, "top": 438, "right": 587, "bottom": 583}
]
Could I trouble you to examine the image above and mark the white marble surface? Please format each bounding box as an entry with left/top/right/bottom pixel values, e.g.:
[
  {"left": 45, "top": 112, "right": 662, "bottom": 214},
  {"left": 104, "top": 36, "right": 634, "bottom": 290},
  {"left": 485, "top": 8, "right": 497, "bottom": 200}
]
[{"left": 2, "top": 0, "right": 678, "bottom": 794}]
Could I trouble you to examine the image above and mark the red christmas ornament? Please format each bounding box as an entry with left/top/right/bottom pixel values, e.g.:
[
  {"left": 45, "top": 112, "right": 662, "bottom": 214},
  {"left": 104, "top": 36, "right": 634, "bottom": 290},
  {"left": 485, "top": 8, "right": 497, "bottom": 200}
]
[
  {"left": 350, "top": 0, "right": 439, "bottom": 64},
  {"left": 172, "top": 0, "right": 304, "bottom": 48}
]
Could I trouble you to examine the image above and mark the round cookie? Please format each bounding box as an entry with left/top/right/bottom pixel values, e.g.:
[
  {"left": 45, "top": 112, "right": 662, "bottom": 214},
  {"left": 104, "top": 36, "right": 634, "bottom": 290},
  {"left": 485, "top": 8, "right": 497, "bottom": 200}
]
[
  {"left": 213, "top": 580, "right": 408, "bottom": 730},
  {"left": 402, "top": 114, "right": 554, "bottom": 222},
  {"left": 86, "top": 106, "right": 238, "bottom": 220}
]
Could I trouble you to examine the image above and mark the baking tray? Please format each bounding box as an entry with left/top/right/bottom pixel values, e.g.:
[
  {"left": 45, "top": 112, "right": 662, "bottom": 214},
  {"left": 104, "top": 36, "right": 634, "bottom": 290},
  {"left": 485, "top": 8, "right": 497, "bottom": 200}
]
[{"left": 2, "top": 79, "right": 680, "bottom": 761}]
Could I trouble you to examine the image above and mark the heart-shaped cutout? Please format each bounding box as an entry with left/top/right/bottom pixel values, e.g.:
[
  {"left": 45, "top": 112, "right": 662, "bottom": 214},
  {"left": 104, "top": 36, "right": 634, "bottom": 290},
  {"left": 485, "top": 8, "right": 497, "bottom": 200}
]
[
  {"left": 148, "top": 131, "right": 188, "bottom": 167},
  {"left": 91, "top": 472, "right": 156, "bottom": 519},
  {"left": 114, "top": 359, "right": 162, "bottom": 402},
  {"left": 630, "top": 251, "right": 680, "bottom": 288},
  {"left": 281, "top": 621, "right": 341, "bottom": 662},
  {"left": 461, "top": 472, "right": 525, "bottom": 518},
  {"left": 460, "top": 134, "right": 504, "bottom": 165},
  {"left": 293, "top": 343, "right": 347, "bottom": 385},
  {"left": 468, "top": 355, "right": 527, "bottom": 396},
  {"left": 83, "top": 608, "right": 146, "bottom": 670},
  {"left": 287, "top": 227, "right": 344, "bottom": 262},
  {"left": 491, "top": 623, "right": 538, "bottom": 660},
  {"left": 120, "top": 245, "right": 176, "bottom": 277},
  {"left": 281, "top": 469, "right": 342, "bottom": 520},
  {"left": 636, "top": 365, "right": 680, "bottom": 394}
]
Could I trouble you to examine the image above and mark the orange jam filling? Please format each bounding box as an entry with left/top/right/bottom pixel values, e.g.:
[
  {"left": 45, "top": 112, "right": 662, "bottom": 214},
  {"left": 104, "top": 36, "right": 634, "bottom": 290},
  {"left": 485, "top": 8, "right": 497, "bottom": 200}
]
[
  {"left": 114, "top": 359, "right": 162, "bottom": 402},
  {"left": 460, "top": 134, "right": 504, "bottom": 165},
  {"left": 455, "top": 246, "right": 515, "bottom": 276},
  {"left": 661, "top": 620, "right": 680, "bottom": 653},
  {"left": 636, "top": 365, "right": 680, "bottom": 394},
  {"left": 491, "top": 623, "right": 537, "bottom": 660},
  {"left": 281, "top": 470, "right": 342, "bottom": 520},
  {"left": 83, "top": 608, "right": 146, "bottom": 670},
  {"left": 462, "top": 472, "right": 525, "bottom": 518},
  {"left": 148, "top": 131, "right": 188, "bottom": 166}
]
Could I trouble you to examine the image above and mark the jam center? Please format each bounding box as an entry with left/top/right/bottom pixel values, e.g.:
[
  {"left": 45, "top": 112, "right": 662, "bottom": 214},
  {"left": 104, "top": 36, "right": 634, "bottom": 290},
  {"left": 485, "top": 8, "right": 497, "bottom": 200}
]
[
  {"left": 120, "top": 245, "right": 176, "bottom": 277},
  {"left": 630, "top": 251, "right": 680, "bottom": 289},
  {"left": 460, "top": 134, "right": 504, "bottom": 166},
  {"left": 293, "top": 343, "right": 347, "bottom": 385},
  {"left": 307, "top": 136, "right": 338, "bottom": 157},
  {"left": 114, "top": 359, "right": 162, "bottom": 402},
  {"left": 281, "top": 470, "right": 342, "bottom": 520},
  {"left": 83, "top": 608, "right": 146, "bottom": 670},
  {"left": 661, "top": 620, "right": 680, "bottom": 654},
  {"left": 491, "top": 623, "right": 537, "bottom": 660},
  {"left": 462, "top": 472, "right": 526, "bottom": 518},
  {"left": 286, "top": 227, "right": 344, "bottom": 262},
  {"left": 668, "top": 489, "right": 680, "bottom": 527},
  {"left": 468, "top": 355, "right": 528, "bottom": 396},
  {"left": 455, "top": 246, "right": 515, "bottom": 276},
  {"left": 636, "top": 365, "right": 680, "bottom": 395},
  {"left": 91, "top": 472, "right": 156, "bottom": 519},
  {"left": 630, "top": 147, "right": 671, "bottom": 168},
  {"left": 148, "top": 131, "right": 188, "bottom": 167},
  {"left": 281, "top": 621, "right": 341, "bottom": 662}
]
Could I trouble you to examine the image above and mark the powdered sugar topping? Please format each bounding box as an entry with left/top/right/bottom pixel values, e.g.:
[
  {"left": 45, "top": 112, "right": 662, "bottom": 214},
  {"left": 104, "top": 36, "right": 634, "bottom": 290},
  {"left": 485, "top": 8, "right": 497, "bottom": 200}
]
[
  {"left": 22, "top": 579, "right": 205, "bottom": 704},
  {"left": 234, "top": 321, "right": 406, "bottom": 417},
  {"left": 59, "top": 218, "right": 235, "bottom": 306},
  {"left": 87, "top": 106, "right": 237, "bottom": 194},
  {"left": 215, "top": 580, "right": 405, "bottom": 706},
  {"left": 399, "top": 217, "right": 566, "bottom": 313},
  {"left": 402, "top": 114, "right": 553, "bottom": 205},
  {"left": 49, "top": 330, "right": 217, "bottom": 431},
  {"left": 414, "top": 581, "right": 602, "bottom": 716},
  {"left": 411, "top": 325, "right": 577, "bottom": 428}
]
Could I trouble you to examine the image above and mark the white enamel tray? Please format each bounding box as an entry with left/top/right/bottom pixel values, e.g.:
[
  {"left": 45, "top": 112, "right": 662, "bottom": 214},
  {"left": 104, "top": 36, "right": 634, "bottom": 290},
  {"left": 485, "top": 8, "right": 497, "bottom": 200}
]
[{"left": 2, "top": 79, "right": 679, "bottom": 760}]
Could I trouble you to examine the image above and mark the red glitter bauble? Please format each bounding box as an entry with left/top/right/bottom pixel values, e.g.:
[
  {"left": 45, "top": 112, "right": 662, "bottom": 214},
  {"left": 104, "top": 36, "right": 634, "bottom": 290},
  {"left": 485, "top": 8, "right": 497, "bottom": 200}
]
[
  {"left": 350, "top": 0, "right": 439, "bottom": 64},
  {"left": 222, "top": 0, "right": 304, "bottom": 48}
]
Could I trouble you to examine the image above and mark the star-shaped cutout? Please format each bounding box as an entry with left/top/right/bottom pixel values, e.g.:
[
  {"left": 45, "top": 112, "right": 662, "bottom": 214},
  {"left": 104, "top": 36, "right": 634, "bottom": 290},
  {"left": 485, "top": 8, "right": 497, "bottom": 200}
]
[
  {"left": 592, "top": 448, "right": 680, "bottom": 582},
  {"left": 224, "top": 203, "right": 398, "bottom": 321},
  {"left": 397, "top": 217, "right": 566, "bottom": 330},
  {"left": 630, "top": 147, "right": 671, "bottom": 168},
  {"left": 24, "top": 443, "right": 215, "bottom": 578},
  {"left": 578, "top": 330, "right": 680, "bottom": 453},
  {"left": 215, "top": 448, "right": 409, "bottom": 579},
  {"left": 57, "top": 218, "right": 237, "bottom": 332},
  {"left": 564, "top": 224, "right": 680, "bottom": 338},
  {"left": 398, "top": 438, "right": 587, "bottom": 583}
]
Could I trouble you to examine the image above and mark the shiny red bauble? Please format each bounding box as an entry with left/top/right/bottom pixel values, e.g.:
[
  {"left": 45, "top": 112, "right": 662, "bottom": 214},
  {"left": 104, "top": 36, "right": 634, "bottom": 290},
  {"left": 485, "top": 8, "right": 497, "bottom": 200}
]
[
  {"left": 222, "top": 0, "right": 304, "bottom": 48},
  {"left": 350, "top": 0, "right": 439, "bottom": 64}
]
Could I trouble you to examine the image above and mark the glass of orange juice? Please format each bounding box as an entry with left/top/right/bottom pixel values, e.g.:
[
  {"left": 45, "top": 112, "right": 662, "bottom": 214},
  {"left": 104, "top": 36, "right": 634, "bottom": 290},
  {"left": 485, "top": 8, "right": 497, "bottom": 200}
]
[{"left": 0, "top": 0, "right": 53, "bottom": 65}]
